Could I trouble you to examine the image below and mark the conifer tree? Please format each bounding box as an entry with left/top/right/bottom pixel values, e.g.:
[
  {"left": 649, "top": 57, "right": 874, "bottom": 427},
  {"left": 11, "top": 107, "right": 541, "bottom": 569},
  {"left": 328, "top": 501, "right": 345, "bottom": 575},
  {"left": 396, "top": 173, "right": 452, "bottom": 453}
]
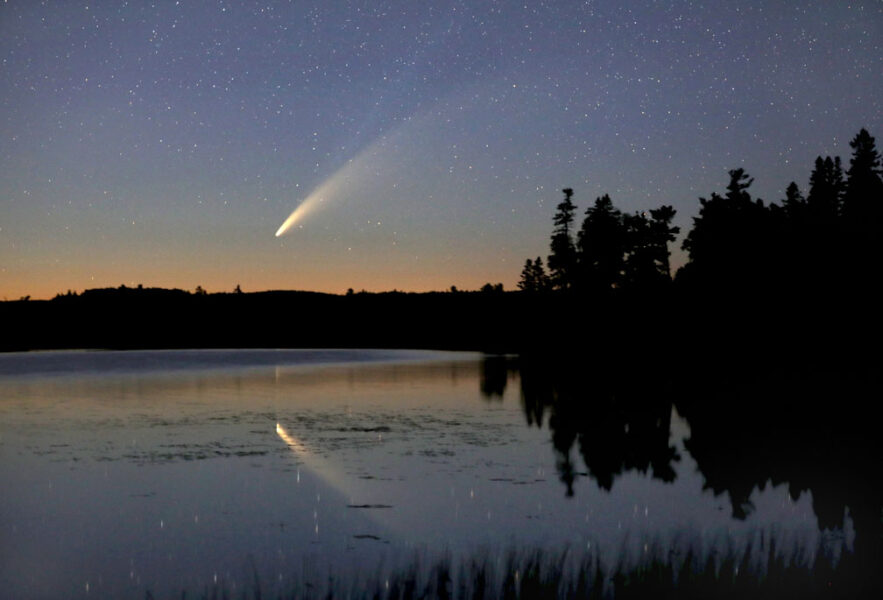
[
  {"left": 621, "top": 206, "right": 679, "bottom": 290},
  {"left": 577, "top": 194, "right": 626, "bottom": 292},
  {"left": 807, "top": 156, "right": 844, "bottom": 222},
  {"left": 839, "top": 128, "right": 883, "bottom": 291},
  {"left": 622, "top": 212, "right": 654, "bottom": 289},
  {"left": 842, "top": 128, "right": 883, "bottom": 225},
  {"left": 518, "top": 258, "right": 536, "bottom": 292},
  {"left": 519, "top": 257, "right": 552, "bottom": 292},
  {"left": 648, "top": 205, "right": 680, "bottom": 281},
  {"left": 782, "top": 182, "right": 806, "bottom": 220},
  {"left": 681, "top": 169, "right": 769, "bottom": 289},
  {"left": 547, "top": 188, "right": 578, "bottom": 290},
  {"left": 530, "top": 256, "right": 551, "bottom": 292}
]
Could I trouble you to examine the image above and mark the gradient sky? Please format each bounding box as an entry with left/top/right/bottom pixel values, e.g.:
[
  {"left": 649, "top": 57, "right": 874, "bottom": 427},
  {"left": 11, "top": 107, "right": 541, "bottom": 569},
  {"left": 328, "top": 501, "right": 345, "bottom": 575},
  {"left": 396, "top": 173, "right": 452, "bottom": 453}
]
[{"left": 2, "top": 1, "right": 881, "bottom": 299}]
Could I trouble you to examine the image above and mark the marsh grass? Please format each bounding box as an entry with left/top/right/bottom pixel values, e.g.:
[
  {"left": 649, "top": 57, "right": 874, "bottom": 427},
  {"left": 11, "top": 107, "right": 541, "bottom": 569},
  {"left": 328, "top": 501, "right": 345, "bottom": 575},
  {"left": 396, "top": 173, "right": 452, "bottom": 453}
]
[{"left": 146, "top": 536, "right": 875, "bottom": 600}]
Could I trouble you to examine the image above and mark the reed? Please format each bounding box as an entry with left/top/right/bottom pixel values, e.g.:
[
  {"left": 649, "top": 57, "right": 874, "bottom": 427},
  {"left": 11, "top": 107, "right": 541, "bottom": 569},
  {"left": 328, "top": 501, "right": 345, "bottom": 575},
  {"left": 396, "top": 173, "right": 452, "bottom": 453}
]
[{"left": 145, "top": 534, "right": 875, "bottom": 600}]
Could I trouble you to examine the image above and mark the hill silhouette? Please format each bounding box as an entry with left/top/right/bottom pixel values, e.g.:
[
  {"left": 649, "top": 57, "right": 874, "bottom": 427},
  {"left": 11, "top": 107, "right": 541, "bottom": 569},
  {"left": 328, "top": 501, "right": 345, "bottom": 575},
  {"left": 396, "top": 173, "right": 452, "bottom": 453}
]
[{"left": 1, "top": 286, "right": 533, "bottom": 352}]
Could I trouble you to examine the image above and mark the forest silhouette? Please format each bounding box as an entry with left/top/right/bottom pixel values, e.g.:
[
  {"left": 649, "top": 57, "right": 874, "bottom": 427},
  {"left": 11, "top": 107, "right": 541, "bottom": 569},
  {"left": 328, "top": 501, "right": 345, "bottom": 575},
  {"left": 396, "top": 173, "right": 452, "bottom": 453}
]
[
  {"left": 500, "top": 130, "right": 883, "bottom": 585},
  {"left": 3, "top": 128, "right": 880, "bottom": 362},
  {"left": 523, "top": 128, "right": 882, "bottom": 300}
]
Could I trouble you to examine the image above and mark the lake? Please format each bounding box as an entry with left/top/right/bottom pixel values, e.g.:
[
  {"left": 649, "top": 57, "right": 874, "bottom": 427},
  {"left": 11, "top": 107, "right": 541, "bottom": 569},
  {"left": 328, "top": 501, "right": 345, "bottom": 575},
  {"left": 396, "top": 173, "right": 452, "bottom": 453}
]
[{"left": 0, "top": 349, "right": 877, "bottom": 598}]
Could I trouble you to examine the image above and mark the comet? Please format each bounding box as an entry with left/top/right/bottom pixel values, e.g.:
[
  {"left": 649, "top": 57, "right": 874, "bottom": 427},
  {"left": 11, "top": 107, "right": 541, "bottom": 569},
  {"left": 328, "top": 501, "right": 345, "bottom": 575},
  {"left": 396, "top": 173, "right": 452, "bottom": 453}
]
[
  {"left": 273, "top": 122, "right": 412, "bottom": 237},
  {"left": 274, "top": 174, "right": 343, "bottom": 237},
  {"left": 274, "top": 171, "right": 347, "bottom": 236},
  {"left": 273, "top": 136, "right": 386, "bottom": 237},
  {"left": 273, "top": 85, "right": 501, "bottom": 238},
  {"left": 274, "top": 195, "right": 320, "bottom": 237},
  {"left": 274, "top": 206, "right": 305, "bottom": 237}
]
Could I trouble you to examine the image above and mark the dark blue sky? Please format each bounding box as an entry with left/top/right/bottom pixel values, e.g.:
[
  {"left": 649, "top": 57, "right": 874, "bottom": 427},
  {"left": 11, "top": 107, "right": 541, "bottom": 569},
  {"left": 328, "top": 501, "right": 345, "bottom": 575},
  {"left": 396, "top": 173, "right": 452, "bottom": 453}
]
[{"left": 2, "top": 1, "right": 881, "bottom": 298}]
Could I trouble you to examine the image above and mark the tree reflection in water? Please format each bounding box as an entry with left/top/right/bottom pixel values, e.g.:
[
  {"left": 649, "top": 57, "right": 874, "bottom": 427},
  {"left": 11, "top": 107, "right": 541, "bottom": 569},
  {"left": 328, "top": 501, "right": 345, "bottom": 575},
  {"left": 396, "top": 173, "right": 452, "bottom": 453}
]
[
  {"left": 517, "top": 356, "right": 678, "bottom": 496},
  {"left": 481, "top": 354, "right": 882, "bottom": 591}
]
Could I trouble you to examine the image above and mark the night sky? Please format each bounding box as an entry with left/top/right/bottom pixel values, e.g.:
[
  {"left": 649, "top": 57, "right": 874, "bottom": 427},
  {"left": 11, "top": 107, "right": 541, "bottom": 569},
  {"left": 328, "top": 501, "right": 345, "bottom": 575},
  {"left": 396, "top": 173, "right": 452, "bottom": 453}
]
[{"left": 2, "top": 1, "right": 881, "bottom": 299}]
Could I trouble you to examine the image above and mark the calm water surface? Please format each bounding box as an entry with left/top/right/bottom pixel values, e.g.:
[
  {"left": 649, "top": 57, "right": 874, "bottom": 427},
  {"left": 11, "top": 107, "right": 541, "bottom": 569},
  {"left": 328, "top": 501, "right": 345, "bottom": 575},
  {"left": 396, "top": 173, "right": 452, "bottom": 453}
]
[{"left": 0, "top": 350, "right": 858, "bottom": 598}]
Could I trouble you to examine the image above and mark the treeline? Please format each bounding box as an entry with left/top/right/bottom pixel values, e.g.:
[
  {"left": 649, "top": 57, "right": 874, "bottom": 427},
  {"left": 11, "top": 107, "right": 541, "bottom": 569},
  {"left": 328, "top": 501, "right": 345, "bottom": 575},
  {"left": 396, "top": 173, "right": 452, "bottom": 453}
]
[
  {"left": 2, "top": 129, "right": 880, "bottom": 359},
  {"left": 0, "top": 287, "right": 537, "bottom": 352},
  {"left": 520, "top": 128, "right": 883, "bottom": 301},
  {"left": 520, "top": 190, "right": 678, "bottom": 294}
]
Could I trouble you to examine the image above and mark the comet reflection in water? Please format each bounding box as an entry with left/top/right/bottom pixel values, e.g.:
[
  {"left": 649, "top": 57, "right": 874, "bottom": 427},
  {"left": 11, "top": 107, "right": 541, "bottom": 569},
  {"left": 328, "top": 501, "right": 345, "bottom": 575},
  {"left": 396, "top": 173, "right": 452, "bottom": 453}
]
[
  {"left": 275, "top": 421, "right": 390, "bottom": 528},
  {"left": 275, "top": 421, "right": 347, "bottom": 489},
  {"left": 275, "top": 422, "right": 310, "bottom": 456}
]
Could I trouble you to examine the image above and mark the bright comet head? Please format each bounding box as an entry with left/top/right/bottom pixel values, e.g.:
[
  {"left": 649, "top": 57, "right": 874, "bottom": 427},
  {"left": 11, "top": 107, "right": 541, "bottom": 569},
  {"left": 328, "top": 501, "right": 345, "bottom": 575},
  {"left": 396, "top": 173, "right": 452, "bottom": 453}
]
[
  {"left": 274, "top": 182, "right": 339, "bottom": 236},
  {"left": 274, "top": 195, "right": 320, "bottom": 237},
  {"left": 274, "top": 204, "right": 306, "bottom": 237}
]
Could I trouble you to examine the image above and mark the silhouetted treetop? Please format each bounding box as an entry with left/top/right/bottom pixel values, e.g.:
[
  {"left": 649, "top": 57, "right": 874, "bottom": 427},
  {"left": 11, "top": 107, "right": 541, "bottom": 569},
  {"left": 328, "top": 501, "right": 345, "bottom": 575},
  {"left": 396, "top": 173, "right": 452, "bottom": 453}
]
[
  {"left": 576, "top": 194, "right": 626, "bottom": 293},
  {"left": 843, "top": 128, "right": 883, "bottom": 225},
  {"left": 518, "top": 257, "right": 551, "bottom": 293},
  {"left": 525, "top": 188, "right": 679, "bottom": 297},
  {"left": 781, "top": 181, "right": 805, "bottom": 220},
  {"left": 680, "top": 168, "right": 775, "bottom": 290},
  {"left": 621, "top": 205, "right": 679, "bottom": 291},
  {"left": 548, "top": 188, "right": 578, "bottom": 290},
  {"left": 807, "top": 156, "right": 844, "bottom": 221}
]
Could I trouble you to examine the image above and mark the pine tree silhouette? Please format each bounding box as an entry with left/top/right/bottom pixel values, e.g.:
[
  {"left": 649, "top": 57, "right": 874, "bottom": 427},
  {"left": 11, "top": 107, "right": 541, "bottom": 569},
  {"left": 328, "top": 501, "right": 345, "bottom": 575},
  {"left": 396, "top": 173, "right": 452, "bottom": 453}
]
[
  {"left": 547, "top": 188, "right": 578, "bottom": 290},
  {"left": 576, "top": 194, "right": 626, "bottom": 292}
]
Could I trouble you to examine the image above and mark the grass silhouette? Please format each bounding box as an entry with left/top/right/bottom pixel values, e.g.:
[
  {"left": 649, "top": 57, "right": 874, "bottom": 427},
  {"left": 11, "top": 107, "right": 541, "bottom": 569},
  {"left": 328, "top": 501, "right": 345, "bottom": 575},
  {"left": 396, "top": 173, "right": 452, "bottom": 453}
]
[{"left": 143, "top": 532, "right": 874, "bottom": 600}]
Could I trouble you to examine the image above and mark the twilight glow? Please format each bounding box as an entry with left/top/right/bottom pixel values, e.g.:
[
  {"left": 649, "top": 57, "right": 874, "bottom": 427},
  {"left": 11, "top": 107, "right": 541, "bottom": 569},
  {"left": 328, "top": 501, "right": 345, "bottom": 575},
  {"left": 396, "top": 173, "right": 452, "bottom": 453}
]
[{"left": 1, "top": 2, "right": 880, "bottom": 298}]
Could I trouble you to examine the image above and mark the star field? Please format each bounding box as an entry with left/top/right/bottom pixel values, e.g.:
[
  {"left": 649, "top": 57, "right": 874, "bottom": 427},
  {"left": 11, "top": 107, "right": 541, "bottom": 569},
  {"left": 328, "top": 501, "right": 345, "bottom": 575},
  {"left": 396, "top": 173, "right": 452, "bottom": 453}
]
[{"left": 2, "top": 1, "right": 881, "bottom": 298}]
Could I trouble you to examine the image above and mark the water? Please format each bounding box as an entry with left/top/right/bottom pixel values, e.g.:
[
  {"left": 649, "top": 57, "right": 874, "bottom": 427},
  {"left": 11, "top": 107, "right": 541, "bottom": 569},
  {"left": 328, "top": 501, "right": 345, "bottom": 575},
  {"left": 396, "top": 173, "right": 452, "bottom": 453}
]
[{"left": 0, "top": 350, "right": 871, "bottom": 598}]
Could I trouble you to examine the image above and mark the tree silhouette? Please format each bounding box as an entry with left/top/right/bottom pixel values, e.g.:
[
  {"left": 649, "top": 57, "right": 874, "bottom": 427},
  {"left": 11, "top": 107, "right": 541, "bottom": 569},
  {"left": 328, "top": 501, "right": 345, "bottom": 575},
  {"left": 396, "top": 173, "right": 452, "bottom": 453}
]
[
  {"left": 842, "top": 128, "right": 883, "bottom": 226},
  {"left": 547, "top": 188, "right": 578, "bottom": 290},
  {"left": 807, "top": 156, "right": 844, "bottom": 223},
  {"left": 839, "top": 128, "right": 883, "bottom": 295},
  {"left": 519, "top": 259, "right": 535, "bottom": 291},
  {"left": 526, "top": 189, "right": 679, "bottom": 296},
  {"left": 781, "top": 181, "right": 806, "bottom": 220},
  {"left": 576, "top": 194, "right": 626, "bottom": 293},
  {"left": 518, "top": 257, "right": 551, "bottom": 292},
  {"left": 776, "top": 181, "right": 814, "bottom": 290},
  {"left": 621, "top": 205, "right": 679, "bottom": 290},
  {"left": 648, "top": 205, "right": 680, "bottom": 279},
  {"left": 531, "top": 257, "right": 551, "bottom": 291},
  {"left": 679, "top": 169, "right": 773, "bottom": 291}
]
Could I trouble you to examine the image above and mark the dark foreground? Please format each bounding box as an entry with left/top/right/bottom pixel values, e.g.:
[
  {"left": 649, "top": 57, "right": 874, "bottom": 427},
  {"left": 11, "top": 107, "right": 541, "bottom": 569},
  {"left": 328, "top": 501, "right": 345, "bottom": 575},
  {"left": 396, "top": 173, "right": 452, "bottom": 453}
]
[
  {"left": 2, "top": 287, "right": 523, "bottom": 353},
  {"left": 4, "top": 286, "right": 882, "bottom": 599},
  {"left": 2, "top": 284, "right": 878, "bottom": 365},
  {"left": 147, "top": 542, "right": 875, "bottom": 600}
]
